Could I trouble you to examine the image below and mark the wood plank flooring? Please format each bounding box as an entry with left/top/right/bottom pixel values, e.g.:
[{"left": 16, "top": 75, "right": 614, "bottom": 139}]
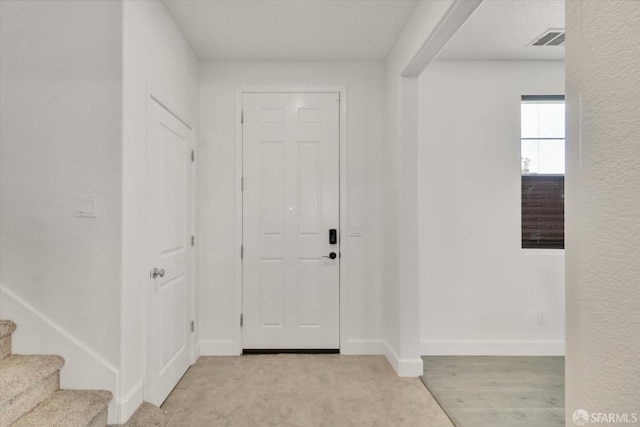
[{"left": 420, "top": 356, "right": 565, "bottom": 427}]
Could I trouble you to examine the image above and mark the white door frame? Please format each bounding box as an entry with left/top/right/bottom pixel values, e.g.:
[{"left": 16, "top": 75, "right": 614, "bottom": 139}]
[
  {"left": 143, "top": 89, "right": 197, "bottom": 397},
  {"left": 234, "top": 86, "right": 348, "bottom": 354}
]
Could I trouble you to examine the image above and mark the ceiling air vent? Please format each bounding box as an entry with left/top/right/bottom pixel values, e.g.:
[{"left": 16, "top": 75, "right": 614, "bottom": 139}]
[{"left": 530, "top": 29, "right": 565, "bottom": 47}]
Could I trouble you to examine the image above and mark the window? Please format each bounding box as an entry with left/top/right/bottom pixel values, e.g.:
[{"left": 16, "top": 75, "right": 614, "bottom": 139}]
[{"left": 521, "top": 95, "right": 565, "bottom": 249}]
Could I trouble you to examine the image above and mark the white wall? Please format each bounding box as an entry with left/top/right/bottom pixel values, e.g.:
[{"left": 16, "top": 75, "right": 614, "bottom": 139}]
[
  {"left": 0, "top": 0, "right": 122, "bottom": 367},
  {"left": 121, "top": 0, "right": 198, "bottom": 421},
  {"left": 0, "top": 0, "right": 198, "bottom": 422},
  {"left": 198, "top": 61, "right": 384, "bottom": 354},
  {"left": 419, "top": 61, "right": 565, "bottom": 356},
  {"left": 0, "top": 2, "right": 123, "bottom": 420},
  {"left": 381, "top": 0, "right": 455, "bottom": 375},
  {"left": 566, "top": 0, "right": 640, "bottom": 418}
]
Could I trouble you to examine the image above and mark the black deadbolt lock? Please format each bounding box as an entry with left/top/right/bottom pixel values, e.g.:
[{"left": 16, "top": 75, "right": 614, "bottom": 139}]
[{"left": 329, "top": 229, "right": 337, "bottom": 245}]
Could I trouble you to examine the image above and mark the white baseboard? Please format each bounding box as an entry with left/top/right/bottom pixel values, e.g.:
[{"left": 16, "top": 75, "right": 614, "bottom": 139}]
[
  {"left": 341, "top": 339, "right": 385, "bottom": 355},
  {"left": 420, "top": 339, "right": 566, "bottom": 356},
  {"left": 193, "top": 340, "right": 201, "bottom": 364},
  {"left": 199, "top": 340, "right": 238, "bottom": 355},
  {"left": 118, "top": 380, "right": 144, "bottom": 424},
  {"left": 383, "top": 341, "right": 424, "bottom": 377},
  {"left": 0, "top": 284, "right": 120, "bottom": 424}
]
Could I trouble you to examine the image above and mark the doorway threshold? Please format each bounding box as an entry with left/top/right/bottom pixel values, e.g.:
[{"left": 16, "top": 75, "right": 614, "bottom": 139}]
[{"left": 242, "top": 349, "right": 339, "bottom": 355}]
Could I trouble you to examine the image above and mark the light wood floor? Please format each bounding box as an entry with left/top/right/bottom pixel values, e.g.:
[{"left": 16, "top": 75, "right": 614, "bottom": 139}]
[
  {"left": 162, "top": 354, "right": 454, "bottom": 426},
  {"left": 420, "top": 356, "right": 565, "bottom": 427}
]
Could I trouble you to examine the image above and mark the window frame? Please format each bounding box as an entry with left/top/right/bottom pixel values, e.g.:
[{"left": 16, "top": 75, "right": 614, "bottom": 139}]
[{"left": 521, "top": 95, "right": 565, "bottom": 250}]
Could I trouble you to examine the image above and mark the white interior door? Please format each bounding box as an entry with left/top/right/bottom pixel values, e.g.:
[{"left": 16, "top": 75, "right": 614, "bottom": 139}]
[
  {"left": 242, "top": 92, "right": 340, "bottom": 349},
  {"left": 146, "top": 98, "right": 193, "bottom": 405}
]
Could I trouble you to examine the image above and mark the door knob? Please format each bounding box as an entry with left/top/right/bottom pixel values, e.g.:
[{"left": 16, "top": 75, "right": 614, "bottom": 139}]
[
  {"left": 322, "top": 252, "right": 337, "bottom": 260},
  {"left": 150, "top": 267, "right": 165, "bottom": 279}
]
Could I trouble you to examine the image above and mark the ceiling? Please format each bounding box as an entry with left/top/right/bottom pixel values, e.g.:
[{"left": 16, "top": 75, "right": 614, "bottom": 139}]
[
  {"left": 437, "top": 0, "right": 565, "bottom": 61},
  {"left": 163, "top": 0, "right": 418, "bottom": 61}
]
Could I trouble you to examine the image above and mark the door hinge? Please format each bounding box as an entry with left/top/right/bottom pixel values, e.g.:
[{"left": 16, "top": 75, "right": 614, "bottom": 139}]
[
  {"left": 240, "top": 314, "right": 243, "bottom": 327},
  {"left": 191, "top": 149, "right": 195, "bottom": 162},
  {"left": 191, "top": 235, "right": 195, "bottom": 246},
  {"left": 190, "top": 320, "right": 195, "bottom": 333},
  {"left": 240, "top": 245, "right": 244, "bottom": 260},
  {"left": 241, "top": 177, "right": 244, "bottom": 191},
  {"left": 241, "top": 110, "right": 244, "bottom": 124}
]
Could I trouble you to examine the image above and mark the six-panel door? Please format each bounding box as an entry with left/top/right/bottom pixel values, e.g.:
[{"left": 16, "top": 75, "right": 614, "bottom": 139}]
[{"left": 242, "top": 92, "right": 340, "bottom": 349}]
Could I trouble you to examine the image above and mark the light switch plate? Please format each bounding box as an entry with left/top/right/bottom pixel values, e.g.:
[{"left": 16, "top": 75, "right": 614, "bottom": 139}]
[
  {"left": 349, "top": 222, "right": 362, "bottom": 237},
  {"left": 74, "top": 195, "right": 97, "bottom": 218}
]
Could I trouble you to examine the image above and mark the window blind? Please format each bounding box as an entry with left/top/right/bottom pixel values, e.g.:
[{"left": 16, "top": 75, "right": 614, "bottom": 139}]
[{"left": 522, "top": 175, "right": 564, "bottom": 249}]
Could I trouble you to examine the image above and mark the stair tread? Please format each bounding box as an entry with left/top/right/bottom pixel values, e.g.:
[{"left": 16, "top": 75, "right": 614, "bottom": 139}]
[
  {"left": 0, "top": 320, "right": 16, "bottom": 339},
  {"left": 119, "top": 402, "right": 167, "bottom": 427},
  {"left": 12, "top": 389, "right": 113, "bottom": 427},
  {"left": 0, "top": 354, "right": 64, "bottom": 404}
]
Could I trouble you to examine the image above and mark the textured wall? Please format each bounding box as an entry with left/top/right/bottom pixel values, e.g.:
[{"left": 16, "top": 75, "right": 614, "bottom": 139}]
[{"left": 566, "top": 0, "right": 640, "bottom": 418}]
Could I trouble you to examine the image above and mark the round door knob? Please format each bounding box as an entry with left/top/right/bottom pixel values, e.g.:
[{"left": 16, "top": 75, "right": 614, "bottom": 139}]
[{"left": 150, "top": 268, "right": 165, "bottom": 279}]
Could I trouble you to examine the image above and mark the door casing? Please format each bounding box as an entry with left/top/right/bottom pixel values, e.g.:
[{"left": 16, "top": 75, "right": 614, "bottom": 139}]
[{"left": 234, "top": 86, "right": 348, "bottom": 354}]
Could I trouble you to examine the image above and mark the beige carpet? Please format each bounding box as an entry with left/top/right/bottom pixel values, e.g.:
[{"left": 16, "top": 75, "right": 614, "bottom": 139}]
[
  {"left": 123, "top": 402, "right": 167, "bottom": 427},
  {"left": 107, "top": 401, "right": 167, "bottom": 427},
  {"left": 162, "top": 354, "right": 453, "bottom": 427}
]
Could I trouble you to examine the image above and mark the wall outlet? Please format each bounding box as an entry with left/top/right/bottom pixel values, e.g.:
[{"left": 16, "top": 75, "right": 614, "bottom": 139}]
[{"left": 537, "top": 310, "right": 546, "bottom": 324}]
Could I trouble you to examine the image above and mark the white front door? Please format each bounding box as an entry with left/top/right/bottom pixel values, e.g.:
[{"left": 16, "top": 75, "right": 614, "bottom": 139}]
[
  {"left": 242, "top": 92, "right": 340, "bottom": 350},
  {"left": 145, "top": 98, "right": 193, "bottom": 405}
]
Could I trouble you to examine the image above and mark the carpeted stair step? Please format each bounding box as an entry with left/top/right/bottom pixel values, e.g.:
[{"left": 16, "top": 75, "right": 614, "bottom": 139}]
[
  {"left": 125, "top": 401, "right": 167, "bottom": 427},
  {"left": 107, "top": 401, "right": 168, "bottom": 427},
  {"left": 12, "top": 389, "right": 113, "bottom": 427},
  {"left": 0, "top": 320, "right": 16, "bottom": 360},
  {"left": 0, "top": 354, "right": 64, "bottom": 427}
]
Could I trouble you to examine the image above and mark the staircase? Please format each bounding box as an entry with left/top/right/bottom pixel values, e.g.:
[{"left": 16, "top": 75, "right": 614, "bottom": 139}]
[{"left": 0, "top": 320, "right": 113, "bottom": 427}]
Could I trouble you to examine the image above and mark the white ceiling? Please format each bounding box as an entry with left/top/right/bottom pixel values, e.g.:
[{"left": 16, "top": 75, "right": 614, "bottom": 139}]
[
  {"left": 437, "top": 0, "right": 565, "bottom": 61},
  {"left": 163, "top": 0, "right": 418, "bottom": 61}
]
